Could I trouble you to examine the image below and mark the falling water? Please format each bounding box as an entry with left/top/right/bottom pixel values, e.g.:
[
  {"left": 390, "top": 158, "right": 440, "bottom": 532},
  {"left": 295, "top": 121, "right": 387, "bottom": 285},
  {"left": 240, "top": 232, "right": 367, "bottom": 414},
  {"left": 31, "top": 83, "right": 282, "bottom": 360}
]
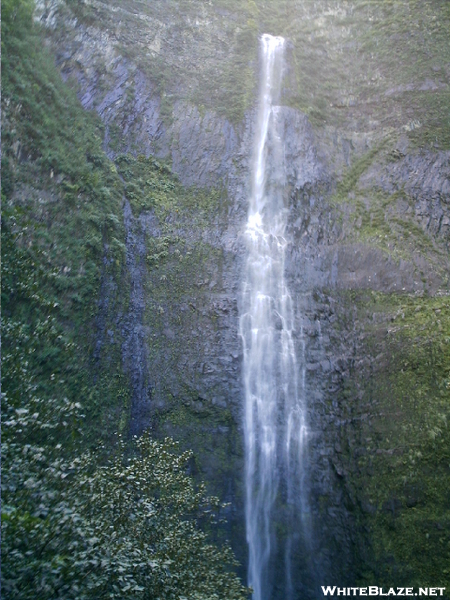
[{"left": 239, "top": 34, "right": 309, "bottom": 600}]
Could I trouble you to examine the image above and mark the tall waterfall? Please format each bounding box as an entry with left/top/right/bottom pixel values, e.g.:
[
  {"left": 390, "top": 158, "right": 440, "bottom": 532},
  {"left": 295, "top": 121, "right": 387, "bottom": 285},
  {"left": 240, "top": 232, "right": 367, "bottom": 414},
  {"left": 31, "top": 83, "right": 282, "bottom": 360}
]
[{"left": 240, "top": 34, "right": 309, "bottom": 600}]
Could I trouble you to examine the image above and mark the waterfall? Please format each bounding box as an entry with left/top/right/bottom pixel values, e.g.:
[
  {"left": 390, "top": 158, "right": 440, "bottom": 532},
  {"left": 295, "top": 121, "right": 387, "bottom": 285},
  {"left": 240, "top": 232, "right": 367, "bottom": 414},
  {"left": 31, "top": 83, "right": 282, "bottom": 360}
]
[{"left": 240, "top": 34, "right": 309, "bottom": 600}]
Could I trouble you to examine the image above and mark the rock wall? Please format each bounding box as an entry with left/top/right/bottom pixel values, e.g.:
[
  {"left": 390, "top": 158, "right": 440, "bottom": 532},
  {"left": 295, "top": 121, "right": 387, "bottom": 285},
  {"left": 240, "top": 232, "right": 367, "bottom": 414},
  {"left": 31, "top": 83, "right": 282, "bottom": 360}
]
[{"left": 35, "top": 0, "right": 450, "bottom": 594}]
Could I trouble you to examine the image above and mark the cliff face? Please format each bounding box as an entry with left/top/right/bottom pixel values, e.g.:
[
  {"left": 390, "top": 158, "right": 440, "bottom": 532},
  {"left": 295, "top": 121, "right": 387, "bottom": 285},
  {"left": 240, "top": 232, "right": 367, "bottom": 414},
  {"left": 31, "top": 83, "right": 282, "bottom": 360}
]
[{"left": 31, "top": 0, "right": 450, "bottom": 593}]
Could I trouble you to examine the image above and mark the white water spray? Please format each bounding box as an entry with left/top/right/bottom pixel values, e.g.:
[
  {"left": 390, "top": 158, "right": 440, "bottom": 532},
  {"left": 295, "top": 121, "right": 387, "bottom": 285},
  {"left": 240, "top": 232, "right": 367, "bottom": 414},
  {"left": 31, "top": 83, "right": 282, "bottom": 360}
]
[{"left": 240, "top": 34, "right": 308, "bottom": 600}]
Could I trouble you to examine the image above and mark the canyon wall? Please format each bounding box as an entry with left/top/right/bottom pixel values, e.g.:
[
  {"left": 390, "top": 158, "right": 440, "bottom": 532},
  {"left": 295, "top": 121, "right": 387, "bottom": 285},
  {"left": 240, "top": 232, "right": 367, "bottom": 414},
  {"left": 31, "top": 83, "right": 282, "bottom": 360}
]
[{"left": 10, "top": 0, "right": 450, "bottom": 592}]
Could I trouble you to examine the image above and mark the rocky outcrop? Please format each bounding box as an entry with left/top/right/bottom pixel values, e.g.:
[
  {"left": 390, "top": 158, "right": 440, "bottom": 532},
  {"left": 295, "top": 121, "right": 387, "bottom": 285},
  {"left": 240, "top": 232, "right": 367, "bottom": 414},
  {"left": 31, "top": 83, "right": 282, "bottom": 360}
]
[{"left": 361, "top": 150, "right": 450, "bottom": 241}]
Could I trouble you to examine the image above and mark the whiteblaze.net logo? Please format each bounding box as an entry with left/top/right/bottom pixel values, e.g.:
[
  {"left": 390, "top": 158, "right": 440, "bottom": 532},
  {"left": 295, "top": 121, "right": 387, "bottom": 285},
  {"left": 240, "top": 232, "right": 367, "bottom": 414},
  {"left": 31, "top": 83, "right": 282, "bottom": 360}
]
[{"left": 321, "top": 588, "right": 446, "bottom": 597}]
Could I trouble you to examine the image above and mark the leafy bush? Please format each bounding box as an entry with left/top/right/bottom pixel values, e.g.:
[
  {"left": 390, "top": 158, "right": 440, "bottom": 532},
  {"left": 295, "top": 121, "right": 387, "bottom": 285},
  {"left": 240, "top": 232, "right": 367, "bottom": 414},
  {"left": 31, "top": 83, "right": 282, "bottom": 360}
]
[{"left": 2, "top": 397, "right": 249, "bottom": 599}]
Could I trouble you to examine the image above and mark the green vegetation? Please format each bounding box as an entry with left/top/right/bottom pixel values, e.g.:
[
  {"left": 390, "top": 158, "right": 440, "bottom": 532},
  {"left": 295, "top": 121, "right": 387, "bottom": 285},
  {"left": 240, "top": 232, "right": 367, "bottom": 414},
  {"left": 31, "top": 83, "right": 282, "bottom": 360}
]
[
  {"left": 335, "top": 186, "right": 445, "bottom": 273},
  {"left": 337, "top": 290, "right": 450, "bottom": 587},
  {"left": 2, "top": 374, "right": 248, "bottom": 599},
  {"left": 2, "top": 209, "right": 248, "bottom": 597},
  {"left": 2, "top": 0, "right": 129, "bottom": 442},
  {"left": 332, "top": 141, "right": 389, "bottom": 203},
  {"left": 1, "top": 2, "right": 248, "bottom": 597},
  {"left": 3, "top": 0, "right": 449, "bottom": 593},
  {"left": 117, "top": 153, "right": 221, "bottom": 222}
]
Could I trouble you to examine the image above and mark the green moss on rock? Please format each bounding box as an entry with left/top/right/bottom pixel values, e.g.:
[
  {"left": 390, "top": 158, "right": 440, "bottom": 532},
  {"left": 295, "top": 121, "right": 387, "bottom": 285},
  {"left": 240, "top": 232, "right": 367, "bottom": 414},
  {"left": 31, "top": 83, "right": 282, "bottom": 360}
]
[{"left": 337, "top": 290, "right": 450, "bottom": 587}]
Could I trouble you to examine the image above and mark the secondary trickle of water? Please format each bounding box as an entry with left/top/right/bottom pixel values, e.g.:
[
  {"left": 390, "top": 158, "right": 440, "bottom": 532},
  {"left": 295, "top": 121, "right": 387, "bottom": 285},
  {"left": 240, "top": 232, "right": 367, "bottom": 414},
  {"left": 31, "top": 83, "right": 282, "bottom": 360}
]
[{"left": 239, "top": 34, "right": 309, "bottom": 600}]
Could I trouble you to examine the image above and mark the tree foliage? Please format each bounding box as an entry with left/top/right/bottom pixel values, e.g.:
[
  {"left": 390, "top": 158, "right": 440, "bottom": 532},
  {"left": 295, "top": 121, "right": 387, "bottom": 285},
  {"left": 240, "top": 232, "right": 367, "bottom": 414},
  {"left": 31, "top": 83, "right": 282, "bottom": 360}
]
[
  {"left": 1, "top": 2, "right": 249, "bottom": 597},
  {"left": 2, "top": 406, "right": 248, "bottom": 599},
  {"left": 2, "top": 0, "right": 34, "bottom": 39}
]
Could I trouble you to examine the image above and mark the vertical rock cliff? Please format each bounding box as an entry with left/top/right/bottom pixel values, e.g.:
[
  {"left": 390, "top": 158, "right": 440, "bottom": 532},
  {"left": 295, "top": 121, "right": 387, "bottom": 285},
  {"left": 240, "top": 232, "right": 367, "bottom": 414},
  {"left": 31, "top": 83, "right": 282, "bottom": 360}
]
[{"left": 23, "top": 0, "right": 450, "bottom": 593}]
